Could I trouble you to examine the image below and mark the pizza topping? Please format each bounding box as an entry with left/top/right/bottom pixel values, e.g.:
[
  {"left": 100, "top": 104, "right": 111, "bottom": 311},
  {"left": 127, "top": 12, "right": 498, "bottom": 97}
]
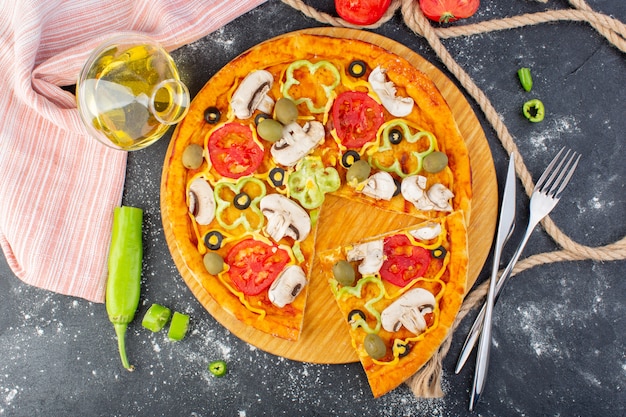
[
  {"left": 274, "top": 97, "right": 299, "bottom": 125},
  {"left": 203, "top": 252, "right": 225, "bottom": 275},
  {"left": 422, "top": 151, "right": 449, "bottom": 174},
  {"left": 268, "top": 265, "right": 307, "bottom": 308},
  {"left": 233, "top": 192, "right": 252, "bottom": 210},
  {"left": 341, "top": 150, "right": 361, "bottom": 168},
  {"left": 346, "top": 159, "right": 372, "bottom": 185},
  {"left": 256, "top": 118, "right": 284, "bottom": 142},
  {"left": 225, "top": 238, "right": 291, "bottom": 296},
  {"left": 288, "top": 157, "right": 341, "bottom": 209},
  {"left": 332, "top": 91, "right": 385, "bottom": 148},
  {"left": 409, "top": 222, "right": 442, "bottom": 241},
  {"left": 347, "top": 240, "right": 384, "bottom": 276},
  {"left": 388, "top": 127, "right": 403, "bottom": 145},
  {"left": 364, "top": 333, "right": 387, "bottom": 360},
  {"left": 271, "top": 121, "right": 325, "bottom": 167},
  {"left": 432, "top": 246, "right": 447, "bottom": 259},
  {"left": 348, "top": 60, "right": 367, "bottom": 78},
  {"left": 332, "top": 260, "right": 356, "bottom": 286},
  {"left": 380, "top": 234, "right": 431, "bottom": 287},
  {"left": 188, "top": 177, "right": 216, "bottom": 225},
  {"left": 361, "top": 171, "right": 396, "bottom": 201},
  {"left": 207, "top": 123, "right": 264, "bottom": 179},
  {"left": 348, "top": 309, "right": 366, "bottom": 324},
  {"left": 214, "top": 177, "right": 266, "bottom": 232},
  {"left": 204, "top": 230, "right": 224, "bottom": 251},
  {"left": 380, "top": 288, "right": 436, "bottom": 334},
  {"left": 268, "top": 166, "right": 286, "bottom": 187},
  {"left": 204, "top": 107, "right": 221, "bottom": 124},
  {"left": 182, "top": 144, "right": 204, "bottom": 169},
  {"left": 260, "top": 194, "right": 311, "bottom": 242},
  {"left": 368, "top": 66, "right": 414, "bottom": 117},
  {"left": 230, "top": 70, "right": 275, "bottom": 119},
  {"left": 282, "top": 60, "right": 341, "bottom": 114},
  {"left": 401, "top": 175, "right": 454, "bottom": 212}
]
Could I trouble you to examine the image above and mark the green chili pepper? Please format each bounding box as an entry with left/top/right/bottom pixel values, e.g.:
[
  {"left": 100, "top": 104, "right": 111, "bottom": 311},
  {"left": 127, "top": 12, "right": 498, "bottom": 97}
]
[
  {"left": 517, "top": 67, "right": 533, "bottom": 92},
  {"left": 208, "top": 359, "right": 228, "bottom": 377},
  {"left": 106, "top": 206, "right": 143, "bottom": 371},
  {"left": 142, "top": 303, "right": 172, "bottom": 332},
  {"left": 168, "top": 311, "right": 190, "bottom": 341},
  {"left": 523, "top": 99, "right": 545, "bottom": 122}
]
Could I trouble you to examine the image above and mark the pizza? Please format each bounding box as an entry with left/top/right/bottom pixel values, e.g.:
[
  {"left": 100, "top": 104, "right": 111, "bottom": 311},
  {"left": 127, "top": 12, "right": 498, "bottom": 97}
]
[
  {"left": 162, "top": 32, "right": 472, "bottom": 393},
  {"left": 317, "top": 212, "right": 468, "bottom": 397}
]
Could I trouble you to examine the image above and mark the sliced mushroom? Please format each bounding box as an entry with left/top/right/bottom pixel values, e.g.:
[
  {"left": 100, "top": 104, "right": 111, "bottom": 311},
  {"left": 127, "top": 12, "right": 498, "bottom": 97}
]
[
  {"left": 268, "top": 265, "right": 307, "bottom": 308},
  {"left": 271, "top": 121, "right": 325, "bottom": 167},
  {"left": 230, "top": 70, "right": 275, "bottom": 119},
  {"left": 368, "top": 66, "right": 414, "bottom": 117},
  {"left": 401, "top": 175, "right": 453, "bottom": 212},
  {"left": 188, "top": 177, "right": 216, "bottom": 225},
  {"left": 361, "top": 171, "right": 396, "bottom": 201},
  {"left": 409, "top": 222, "right": 442, "bottom": 241},
  {"left": 346, "top": 240, "right": 384, "bottom": 276},
  {"left": 427, "top": 183, "right": 454, "bottom": 211},
  {"left": 260, "top": 194, "right": 311, "bottom": 242},
  {"left": 381, "top": 288, "right": 437, "bottom": 334}
]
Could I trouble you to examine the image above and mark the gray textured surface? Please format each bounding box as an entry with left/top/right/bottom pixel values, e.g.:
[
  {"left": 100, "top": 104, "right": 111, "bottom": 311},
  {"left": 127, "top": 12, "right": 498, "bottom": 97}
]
[{"left": 1, "top": 1, "right": 625, "bottom": 416}]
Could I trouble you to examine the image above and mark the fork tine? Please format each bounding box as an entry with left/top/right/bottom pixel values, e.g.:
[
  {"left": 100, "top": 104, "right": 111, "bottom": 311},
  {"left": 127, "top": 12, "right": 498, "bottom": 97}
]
[
  {"left": 544, "top": 149, "right": 571, "bottom": 196},
  {"left": 535, "top": 147, "right": 565, "bottom": 190},
  {"left": 553, "top": 152, "right": 580, "bottom": 198}
]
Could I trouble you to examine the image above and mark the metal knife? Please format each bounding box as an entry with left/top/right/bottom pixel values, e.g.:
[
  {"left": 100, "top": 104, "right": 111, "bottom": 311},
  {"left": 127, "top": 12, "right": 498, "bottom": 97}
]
[{"left": 469, "top": 153, "right": 517, "bottom": 411}]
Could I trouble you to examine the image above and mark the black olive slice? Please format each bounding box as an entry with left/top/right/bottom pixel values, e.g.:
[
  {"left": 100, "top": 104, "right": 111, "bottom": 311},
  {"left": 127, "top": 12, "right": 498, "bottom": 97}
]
[
  {"left": 388, "top": 128, "right": 403, "bottom": 145},
  {"left": 233, "top": 192, "right": 251, "bottom": 210},
  {"left": 432, "top": 246, "right": 447, "bottom": 259},
  {"left": 204, "top": 107, "right": 221, "bottom": 124},
  {"left": 341, "top": 150, "right": 361, "bottom": 168},
  {"left": 254, "top": 112, "right": 272, "bottom": 126},
  {"left": 204, "top": 230, "right": 224, "bottom": 251},
  {"left": 347, "top": 309, "right": 366, "bottom": 324},
  {"left": 348, "top": 60, "right": 367, "bottom": 78},
  {"left": 269, "top": 167, "right": 286, "bottom": 187},
  {"left": 397, "top": 341, "right": 412, "bottom": 358}
]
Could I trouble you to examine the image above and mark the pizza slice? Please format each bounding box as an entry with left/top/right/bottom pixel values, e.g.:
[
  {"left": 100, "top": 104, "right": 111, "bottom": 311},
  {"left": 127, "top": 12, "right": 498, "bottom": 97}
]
[{"left": 317, "top": 211, "right": 468, "bottom": 397}]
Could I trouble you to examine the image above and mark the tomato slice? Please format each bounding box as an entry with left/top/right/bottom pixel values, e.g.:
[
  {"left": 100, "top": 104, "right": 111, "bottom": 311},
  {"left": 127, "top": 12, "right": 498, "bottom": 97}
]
[
  {"left": 332, "top": 91, "right": 384, "bottom": 149},
  {"left": 335, "top": 0, "right": 392, "bottom": 25},
  {"left": 225, "top": 238, "right": 290, "bottom": 296},
  {"left": 207, "top": 123, "right": 264, "bottom": 179},
  {"left": 380, "top": 234, "right": 432, "bottom": 287}
]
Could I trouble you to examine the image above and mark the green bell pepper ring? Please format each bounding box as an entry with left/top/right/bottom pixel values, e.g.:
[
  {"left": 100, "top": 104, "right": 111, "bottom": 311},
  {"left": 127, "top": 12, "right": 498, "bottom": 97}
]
[
  {"left": 517, "top": 67, "right": 533, "bottom": 92},
  {"left": 287, "top": 157, "right": 340, "bottom": 209},
  {"left": 214, "top": 177, "right": 267, "bottom": 232},
  {"left": 106, "top": 206, "right": 143, "bottom": 371},
  {"left": 523, "top": 99, "right": 545, "bottom": 122},
  {"left": 281, "top": 60, "right": 341, "bottom": 114}
]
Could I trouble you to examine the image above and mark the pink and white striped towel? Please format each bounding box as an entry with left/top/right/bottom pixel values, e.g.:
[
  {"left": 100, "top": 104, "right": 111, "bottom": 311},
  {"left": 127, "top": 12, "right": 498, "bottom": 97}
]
[{"left": 0, "top": 0, "right": 266, "bottom": 303}]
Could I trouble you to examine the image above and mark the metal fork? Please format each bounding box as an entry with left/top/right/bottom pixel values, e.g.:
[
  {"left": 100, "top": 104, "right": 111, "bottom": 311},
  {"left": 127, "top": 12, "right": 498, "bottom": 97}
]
[{"left": 457, "top": 147, "right": 581, "bottom": 378}]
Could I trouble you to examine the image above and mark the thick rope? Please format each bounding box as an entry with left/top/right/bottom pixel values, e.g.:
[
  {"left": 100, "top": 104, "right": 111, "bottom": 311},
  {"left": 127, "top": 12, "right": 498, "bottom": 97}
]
[{"left": 281, "top": 0, "right": 626, "bottom": 398}]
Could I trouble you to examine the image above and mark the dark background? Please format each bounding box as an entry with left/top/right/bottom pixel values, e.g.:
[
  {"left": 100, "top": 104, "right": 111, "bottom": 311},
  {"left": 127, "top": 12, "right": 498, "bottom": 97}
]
[{"left": 1, "top": 1, "right": 624, "bottom": 416}]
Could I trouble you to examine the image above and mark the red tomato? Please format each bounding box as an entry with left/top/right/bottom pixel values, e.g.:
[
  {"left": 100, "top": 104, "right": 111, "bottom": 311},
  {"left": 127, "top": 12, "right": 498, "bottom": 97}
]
[
  {"left": 207, "top": 123, "right": 264, "bottom": 179},
  {"left": 225, "top": 238, "right": 290, "bottom": 296},
  {"left": 380, "top": 234, "right": 432, "bottom": 287},
  {"left": 418, "top": 0, "right": 480, "bottom": 23},
  {"left": 335, "top": 0, "right": 392, "bottom": 25},
  {"left": 332, "top": 91, "right": 385, "bottom": 149}
]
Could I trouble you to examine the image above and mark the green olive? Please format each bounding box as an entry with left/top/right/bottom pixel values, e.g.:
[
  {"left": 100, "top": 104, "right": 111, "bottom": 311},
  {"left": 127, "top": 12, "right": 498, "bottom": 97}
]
[
  {"left": 182, "top": 144, "right": 204, "bottom": 169},
  {"left": 274, "top": 98, "right": 298, "bottom": 125},
  {"left": 257, "top": 118, "right": 284, "bottom": 142},
  {"left": 422, "top": 151, "right": 448, "bottom": 174},
  {"left": 364, "top": 333, "right": 387, "bottom": 360},
  {"left": 203, "top": 252, "right": 224, "bottom": 275},
  {"left": 332, "top": 260, "right": 355, "bottom": 286},
  {"left": 346, "top": 159, "right": 371, "bottom": 183}
]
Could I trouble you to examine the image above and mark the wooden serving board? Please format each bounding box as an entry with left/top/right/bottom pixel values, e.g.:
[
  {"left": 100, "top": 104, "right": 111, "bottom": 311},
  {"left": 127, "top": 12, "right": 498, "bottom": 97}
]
[{"left": 161, "top": 28, "right": 497, "bottom": 364}]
